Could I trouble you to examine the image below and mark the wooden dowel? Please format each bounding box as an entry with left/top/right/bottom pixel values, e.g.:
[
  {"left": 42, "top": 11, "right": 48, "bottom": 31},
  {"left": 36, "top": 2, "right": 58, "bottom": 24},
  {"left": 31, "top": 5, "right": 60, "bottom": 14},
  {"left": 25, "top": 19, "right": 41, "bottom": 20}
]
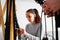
[{"left": 10, "top": 1, "right": 14, "bottom": 40}]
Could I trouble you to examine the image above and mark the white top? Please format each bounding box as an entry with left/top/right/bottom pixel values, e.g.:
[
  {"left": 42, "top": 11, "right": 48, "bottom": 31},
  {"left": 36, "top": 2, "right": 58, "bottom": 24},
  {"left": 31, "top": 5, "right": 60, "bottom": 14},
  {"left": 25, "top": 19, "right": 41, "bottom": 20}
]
[{"left": 26, "top": 22, "right": 42, "bottom": 38}]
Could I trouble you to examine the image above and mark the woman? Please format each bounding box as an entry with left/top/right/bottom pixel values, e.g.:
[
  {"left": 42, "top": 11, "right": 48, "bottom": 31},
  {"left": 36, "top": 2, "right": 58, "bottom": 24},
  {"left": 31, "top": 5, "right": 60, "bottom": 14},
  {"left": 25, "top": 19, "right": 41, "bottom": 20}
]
[{"left": 26, "top": 8, "right": 42, "bottom": 38}]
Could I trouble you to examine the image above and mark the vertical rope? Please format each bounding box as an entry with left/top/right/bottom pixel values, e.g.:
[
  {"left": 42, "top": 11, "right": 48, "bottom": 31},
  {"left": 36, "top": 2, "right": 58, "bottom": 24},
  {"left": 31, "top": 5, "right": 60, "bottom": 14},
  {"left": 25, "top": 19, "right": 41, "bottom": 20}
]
[
  {"left": 40, "top": 9, "right": 43, "bottom": 40},
  {"left": 42, "top": 13, "right": 48, "bottom": 40},
  {"left": 44, "top": 14, "right": 48, "bottom": 38},
  {"left": 5, "top": 0, "right": 10, "bottom": 40},
  {"left": 5, "top": 0, "right": 12, "bottom": 40},
  {"left": 51, "top": 15, "right": 54, "bottom": 40},
  {"left": 13, "top": 0, "right": 20, "bottom": 40}
]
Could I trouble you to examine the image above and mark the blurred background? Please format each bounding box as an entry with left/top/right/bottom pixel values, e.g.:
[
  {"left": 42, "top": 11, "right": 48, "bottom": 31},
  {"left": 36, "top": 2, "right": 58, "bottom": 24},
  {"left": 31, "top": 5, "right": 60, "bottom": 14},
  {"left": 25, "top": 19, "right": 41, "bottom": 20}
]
[{"left": 0, "top": 0, "right": 58, "bottom": 40}]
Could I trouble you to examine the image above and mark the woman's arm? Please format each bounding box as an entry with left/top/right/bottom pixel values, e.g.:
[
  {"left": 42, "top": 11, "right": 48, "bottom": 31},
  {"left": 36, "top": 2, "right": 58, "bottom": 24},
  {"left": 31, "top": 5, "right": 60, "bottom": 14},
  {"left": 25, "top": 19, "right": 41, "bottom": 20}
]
[
  {"left": 36, "top": 23, "right": 42, "bottom": 39},
  {"left": 24, "top": 33, "right": 40, "bottom": 40}
]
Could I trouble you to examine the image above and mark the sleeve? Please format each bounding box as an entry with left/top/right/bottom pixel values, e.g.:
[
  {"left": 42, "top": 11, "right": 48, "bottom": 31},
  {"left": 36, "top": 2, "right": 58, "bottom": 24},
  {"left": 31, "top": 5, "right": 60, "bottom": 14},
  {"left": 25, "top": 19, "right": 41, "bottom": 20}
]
[
  {"left": 24, "top": 33, "right": 39, "bottom": 40},
  {"left": 26, "top": 24, "right": 29, "bottom": 33},
  {"left": 36, "top": 23, "right": 42, "bottom": 39},
  {"left": 25, "top": 24, "right": 40, "bottom": 40}
]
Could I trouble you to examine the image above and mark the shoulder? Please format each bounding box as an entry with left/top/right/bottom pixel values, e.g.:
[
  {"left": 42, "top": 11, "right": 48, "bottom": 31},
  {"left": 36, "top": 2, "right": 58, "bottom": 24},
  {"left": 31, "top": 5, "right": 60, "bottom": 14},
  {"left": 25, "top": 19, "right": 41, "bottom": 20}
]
[
  {"left": 37, "top": 22, "right": 42, "bottom": 29},
  {"left": 26, "top": 23, "right": 31, "bottom": 29},
  {"left": 26, "top": 23, "right": 30, "bottom": 27},
  {"left": 37, "top": 22, "right": 42, "bottom": 26}
]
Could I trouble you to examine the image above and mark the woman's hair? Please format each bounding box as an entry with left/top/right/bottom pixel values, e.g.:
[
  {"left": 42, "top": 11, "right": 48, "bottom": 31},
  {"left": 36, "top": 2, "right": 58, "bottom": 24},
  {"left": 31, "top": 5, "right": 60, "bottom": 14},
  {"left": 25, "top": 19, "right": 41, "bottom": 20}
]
[{"left": 26, "top": 9, "right": 41, "bottom": 23}]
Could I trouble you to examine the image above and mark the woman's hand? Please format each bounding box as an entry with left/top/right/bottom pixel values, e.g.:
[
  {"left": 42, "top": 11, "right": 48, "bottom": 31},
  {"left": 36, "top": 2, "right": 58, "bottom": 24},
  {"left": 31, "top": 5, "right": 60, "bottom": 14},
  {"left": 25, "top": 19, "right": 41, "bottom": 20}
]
[
  {"left": 18, "top": 28, "right": 24, "bottom": 35},
  {"left": 16, "top": 28, "right": 24, "bottom": 36}
]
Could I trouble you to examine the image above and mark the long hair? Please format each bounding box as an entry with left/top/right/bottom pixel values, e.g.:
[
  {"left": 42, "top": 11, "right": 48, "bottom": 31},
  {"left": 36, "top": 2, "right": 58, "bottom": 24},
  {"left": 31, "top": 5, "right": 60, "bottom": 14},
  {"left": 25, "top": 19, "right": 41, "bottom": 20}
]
[{"left": 26, "top": 9, "right": 41, "bottom": 23}]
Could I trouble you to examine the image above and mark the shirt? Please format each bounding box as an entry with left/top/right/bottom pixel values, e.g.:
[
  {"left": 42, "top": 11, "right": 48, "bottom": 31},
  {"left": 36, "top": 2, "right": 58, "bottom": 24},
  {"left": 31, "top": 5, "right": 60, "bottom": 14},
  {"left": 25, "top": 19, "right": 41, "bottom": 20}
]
[{"left": 26, "top": 22, "right": 42, "bottom": 38}]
